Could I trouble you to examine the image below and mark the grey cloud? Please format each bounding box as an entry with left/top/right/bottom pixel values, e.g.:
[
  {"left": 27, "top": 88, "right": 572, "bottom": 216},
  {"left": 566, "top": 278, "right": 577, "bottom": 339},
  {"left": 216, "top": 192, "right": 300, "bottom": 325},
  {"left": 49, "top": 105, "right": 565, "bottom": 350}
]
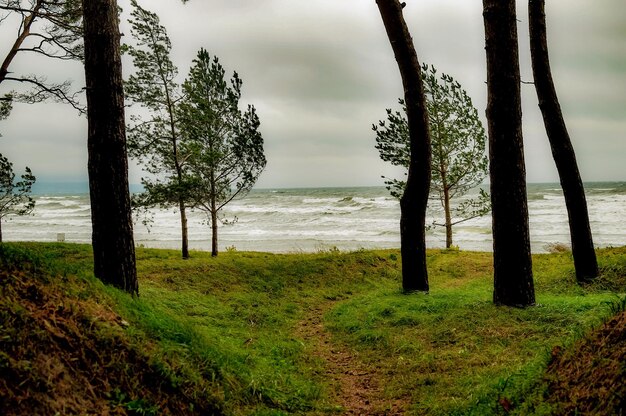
[{"left": 1, "top": 0, "right": 624, "bottom": 188}]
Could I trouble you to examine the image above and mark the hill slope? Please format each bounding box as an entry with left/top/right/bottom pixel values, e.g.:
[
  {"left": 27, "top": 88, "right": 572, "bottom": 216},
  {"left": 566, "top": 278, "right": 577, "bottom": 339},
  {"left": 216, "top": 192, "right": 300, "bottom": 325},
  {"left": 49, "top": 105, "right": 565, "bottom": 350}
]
[
  {"left": 0, "top": 248, "right": 223, "bottom": 415},
  {"left": 543, "top": 309, "right": 626, "bottom": 414},
  {"left": 0, "top": 243, "right": 624, "bottom": 415}
]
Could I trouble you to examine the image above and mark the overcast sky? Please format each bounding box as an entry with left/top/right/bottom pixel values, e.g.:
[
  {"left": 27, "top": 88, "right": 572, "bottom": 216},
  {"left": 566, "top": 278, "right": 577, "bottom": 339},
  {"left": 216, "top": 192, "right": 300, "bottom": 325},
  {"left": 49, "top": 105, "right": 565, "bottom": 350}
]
[{"left": 1, "top": 0, "right": 624, "bottom": 188}]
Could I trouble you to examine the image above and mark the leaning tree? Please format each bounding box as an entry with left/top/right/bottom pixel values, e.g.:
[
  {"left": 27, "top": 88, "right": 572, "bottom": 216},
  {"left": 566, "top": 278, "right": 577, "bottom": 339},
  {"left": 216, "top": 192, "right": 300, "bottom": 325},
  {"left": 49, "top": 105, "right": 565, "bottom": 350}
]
[
  {"left": 483, "top": 0, "right": 535, "bottom": 306},
  {"left": 124, "top": 0, "right": 193, "bottom": 259},
  {"left": 375, "top": 0, "right": 431, "bottom": 292},
  {"left": 529, "top": 0, "right": 598, "bottom": 282},
  {"left": 374, "top": 64, "right": 490, "bottom": 248}
]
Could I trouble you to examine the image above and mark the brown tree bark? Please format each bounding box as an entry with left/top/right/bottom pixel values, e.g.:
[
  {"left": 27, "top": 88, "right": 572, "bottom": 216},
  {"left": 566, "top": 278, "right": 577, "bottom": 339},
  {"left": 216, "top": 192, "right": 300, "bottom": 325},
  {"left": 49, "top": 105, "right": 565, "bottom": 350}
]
[
  {"left": 443, "top": 184, "right": 453, "bottom": 249},
  {"left": 211, "top": 208, "right": 218, "bottom": 257},
  {"left": 483, "top": 0, "right": 535, "bottom": 306},
  {"left": 179, "top": 199, "right": 189, "bottom": 258},
  {"left": 83, "top": 0, "right": 138, "bottom": 295},
  {"left": 210, "top": 165, "right": 218, "bottom": 257},
  {"left": 376, "top": 0, "right": 431, "bottom": 292},
  {"left": 529, "top": 0, "right": 598, "bottom": 282}
]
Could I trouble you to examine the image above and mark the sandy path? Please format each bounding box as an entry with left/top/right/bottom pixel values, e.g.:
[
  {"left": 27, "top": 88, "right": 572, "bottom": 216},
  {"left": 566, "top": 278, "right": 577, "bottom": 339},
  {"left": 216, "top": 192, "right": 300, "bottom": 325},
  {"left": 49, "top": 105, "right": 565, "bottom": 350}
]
[{"left": 295, "top": 303, "right": 407, "bottom": 415}]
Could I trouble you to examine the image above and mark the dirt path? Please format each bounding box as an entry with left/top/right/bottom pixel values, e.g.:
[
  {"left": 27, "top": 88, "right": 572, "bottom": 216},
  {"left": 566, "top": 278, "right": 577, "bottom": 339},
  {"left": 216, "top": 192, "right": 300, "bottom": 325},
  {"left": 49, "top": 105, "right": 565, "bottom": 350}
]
[{"left": 295, "top": 303, "right": 407, "bottom": 415}]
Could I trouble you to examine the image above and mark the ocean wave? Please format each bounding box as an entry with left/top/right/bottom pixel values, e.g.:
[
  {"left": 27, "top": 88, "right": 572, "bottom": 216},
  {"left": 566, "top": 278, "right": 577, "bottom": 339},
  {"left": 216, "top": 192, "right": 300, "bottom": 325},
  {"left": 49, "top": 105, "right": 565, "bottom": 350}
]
[{"left": 6, "top": 184, "right": 625, "bottom": 254}]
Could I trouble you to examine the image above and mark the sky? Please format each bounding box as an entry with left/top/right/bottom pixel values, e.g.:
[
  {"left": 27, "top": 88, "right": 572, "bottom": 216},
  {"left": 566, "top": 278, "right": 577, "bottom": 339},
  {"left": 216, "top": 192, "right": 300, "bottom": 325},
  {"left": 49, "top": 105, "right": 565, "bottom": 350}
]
[{"left": 0, "top": 0, "right": 625, "bottom": 189}]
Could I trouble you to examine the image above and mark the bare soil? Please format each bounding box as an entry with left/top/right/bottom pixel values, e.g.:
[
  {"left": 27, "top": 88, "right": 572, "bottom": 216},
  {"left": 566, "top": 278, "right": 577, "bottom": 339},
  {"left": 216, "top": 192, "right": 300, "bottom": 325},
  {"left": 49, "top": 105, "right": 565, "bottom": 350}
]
[{"left": 295, "top": 303, "right": 408, "bottom": 415}]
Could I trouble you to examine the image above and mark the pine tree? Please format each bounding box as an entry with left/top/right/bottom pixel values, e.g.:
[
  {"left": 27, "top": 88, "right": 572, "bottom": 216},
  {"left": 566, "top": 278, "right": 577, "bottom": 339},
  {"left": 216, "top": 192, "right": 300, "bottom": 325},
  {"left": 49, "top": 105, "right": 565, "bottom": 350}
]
[
  {"left": 374, "top": 64, "right": 490, "bottom": 248},
  {"left": 376, "top": 0, "right": 431, "bottom": 292},
  {"left": 529, "top": 0, "right": 598, "bottom": 281},
  {"left": 124, "top": 0, "right": 192, "bottom": 259},
  {"left": 178, "top": 49, "right": 266, "bottom": 256}
]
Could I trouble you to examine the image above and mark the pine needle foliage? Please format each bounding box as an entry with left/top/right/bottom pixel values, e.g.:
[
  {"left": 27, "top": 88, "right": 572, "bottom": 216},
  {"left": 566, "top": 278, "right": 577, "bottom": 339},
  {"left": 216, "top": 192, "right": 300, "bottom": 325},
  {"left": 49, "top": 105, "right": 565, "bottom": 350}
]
[
  {"left": 124, "top": 0, "right": 194, "bottom": 258},
  {"left": 374, "top": 64, "right": 490, "bottom": 247},
  {"left": 0, "top": 153, "right": 35, "bottom": 242},
  {"left": 178, "top": 49, "right": 266, "bottom": 256}
]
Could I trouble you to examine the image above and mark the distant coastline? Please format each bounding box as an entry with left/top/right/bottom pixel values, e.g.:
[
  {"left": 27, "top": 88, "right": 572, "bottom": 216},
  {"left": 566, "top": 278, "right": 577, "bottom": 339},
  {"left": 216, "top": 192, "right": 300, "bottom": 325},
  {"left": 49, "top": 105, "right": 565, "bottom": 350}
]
[{"left": 30, "top": 180, "right": 626, "bottom": 196}]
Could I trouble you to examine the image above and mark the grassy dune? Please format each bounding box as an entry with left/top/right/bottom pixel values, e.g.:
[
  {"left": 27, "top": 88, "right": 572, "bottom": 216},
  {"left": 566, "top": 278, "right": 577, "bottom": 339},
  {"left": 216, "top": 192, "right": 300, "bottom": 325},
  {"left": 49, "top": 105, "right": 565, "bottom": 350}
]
[{"left": 0, "top": 243, "right": 624, "bottom": 415}]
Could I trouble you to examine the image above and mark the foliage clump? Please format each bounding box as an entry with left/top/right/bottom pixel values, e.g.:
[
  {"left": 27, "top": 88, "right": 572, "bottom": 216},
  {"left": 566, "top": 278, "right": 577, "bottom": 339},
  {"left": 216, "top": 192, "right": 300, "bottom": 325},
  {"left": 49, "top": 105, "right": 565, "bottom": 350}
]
[
  {"left": 374, "top": 64, "right": 490, "bottom": 248},
  {"left": 0, "top": 153, "right": 35, "bottom": 242},
  {"left": 124, "top": 1, "right": 266, "bottom": 258}
]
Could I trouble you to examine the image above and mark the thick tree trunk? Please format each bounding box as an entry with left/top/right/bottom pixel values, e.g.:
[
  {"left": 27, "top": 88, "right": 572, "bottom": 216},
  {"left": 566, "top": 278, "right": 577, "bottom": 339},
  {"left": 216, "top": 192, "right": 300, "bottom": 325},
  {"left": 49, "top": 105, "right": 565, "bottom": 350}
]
[
  {"left": 0, "top": 219, "right": 3, "bottom": 243},
  {"left": 376, "top": 0, "right": 431, "bottom": 292},
  {"left": 483, "top": 0, "right": 535, "bottom": 306},
  {"left": 83, "top": 0, "right": 138, "bottom": 295},
  {"left": 529, "top": 0, "right": 598, "bottom": 282}
]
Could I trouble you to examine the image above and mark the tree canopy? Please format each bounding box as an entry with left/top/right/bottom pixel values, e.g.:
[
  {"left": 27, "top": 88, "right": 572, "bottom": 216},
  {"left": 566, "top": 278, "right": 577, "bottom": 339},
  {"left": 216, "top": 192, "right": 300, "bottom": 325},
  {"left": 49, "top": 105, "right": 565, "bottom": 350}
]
[
  {"left": 374, "top": 64, "right": 490, "bottom": 248},
  {"left": 124, "top": 0, "right": 192, "bottom": 258},
  {"left": 178, "top": 48, "right": 266, "bottom": 256}
]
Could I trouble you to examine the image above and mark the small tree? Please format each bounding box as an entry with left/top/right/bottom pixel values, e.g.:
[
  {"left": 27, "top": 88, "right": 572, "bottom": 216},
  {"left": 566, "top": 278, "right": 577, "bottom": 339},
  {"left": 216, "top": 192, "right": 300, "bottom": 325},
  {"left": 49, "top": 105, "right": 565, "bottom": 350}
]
[
  {"left": 124, "top": 0, "right": 193, "bottom": 259},
  {"left": 178, "top": 49, "right": 266, "bottom": 257},
  {"left": 374, "top": 64, "right": 490, "bottom": 248},
  {"left": 0, "top": 153, "right": 35, "bottom": 242}
]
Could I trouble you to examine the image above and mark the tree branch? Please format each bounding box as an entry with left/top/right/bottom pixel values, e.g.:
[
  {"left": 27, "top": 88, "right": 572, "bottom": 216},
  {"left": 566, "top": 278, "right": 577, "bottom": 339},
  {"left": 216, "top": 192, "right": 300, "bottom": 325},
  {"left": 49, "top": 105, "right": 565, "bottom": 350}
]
[{"left": 4, "top": 75, "right": 85, "bottom": 113}]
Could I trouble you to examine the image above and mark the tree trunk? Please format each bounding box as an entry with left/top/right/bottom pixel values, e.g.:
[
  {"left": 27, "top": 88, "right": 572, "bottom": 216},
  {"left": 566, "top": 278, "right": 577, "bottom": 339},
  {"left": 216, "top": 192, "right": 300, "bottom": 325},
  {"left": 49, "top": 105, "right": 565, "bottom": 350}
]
[
  {"left": 0, "top": 218, "right": 3, "bottom": 243},
  {"left": 179, "top": 200, "right": 189, "bottom": 259},
  {"left": 483, "top": 0, "right": 535, "bottom": 306},
  {"left": 210, "top": 209, "right": 218, "bottom": 257},
  {"left": 161, "top": 60, "right": 189, "bottom": 259},
  {"left": 376, "top": 0, "right": 431, "bottom": 292},
  {"left": 83, "top": 0, "right": 138, "bottom": 295},
  {"left": 208, "top": 157, "right": 219, "bottom": 256},
  {"left": 529, "top": 0, "right": 598, "bottom": 282},
  {"left": 443, "top": 185, "right": 453, "bottom": 248}
]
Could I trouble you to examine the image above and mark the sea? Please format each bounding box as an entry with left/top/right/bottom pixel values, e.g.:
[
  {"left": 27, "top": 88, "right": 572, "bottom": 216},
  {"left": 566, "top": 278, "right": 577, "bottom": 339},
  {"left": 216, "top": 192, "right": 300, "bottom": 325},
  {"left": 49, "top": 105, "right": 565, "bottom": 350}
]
[{"left": 3, "top": 182, "right": 625, "bottom": 254}]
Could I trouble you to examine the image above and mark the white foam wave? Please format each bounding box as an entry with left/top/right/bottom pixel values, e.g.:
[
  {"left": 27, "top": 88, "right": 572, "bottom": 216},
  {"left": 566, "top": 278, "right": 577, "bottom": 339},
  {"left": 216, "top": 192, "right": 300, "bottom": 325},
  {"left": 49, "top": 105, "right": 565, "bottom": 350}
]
[{"left": 5, "top": 185, "right": 626, "bottom": 253}]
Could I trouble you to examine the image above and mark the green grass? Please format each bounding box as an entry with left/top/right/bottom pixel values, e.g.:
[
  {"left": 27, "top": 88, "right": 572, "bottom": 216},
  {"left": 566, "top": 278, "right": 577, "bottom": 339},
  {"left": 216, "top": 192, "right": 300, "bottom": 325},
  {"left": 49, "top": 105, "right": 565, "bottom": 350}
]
[{"left": 1, "top": 243, "right": 624, "bottom": 415}]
